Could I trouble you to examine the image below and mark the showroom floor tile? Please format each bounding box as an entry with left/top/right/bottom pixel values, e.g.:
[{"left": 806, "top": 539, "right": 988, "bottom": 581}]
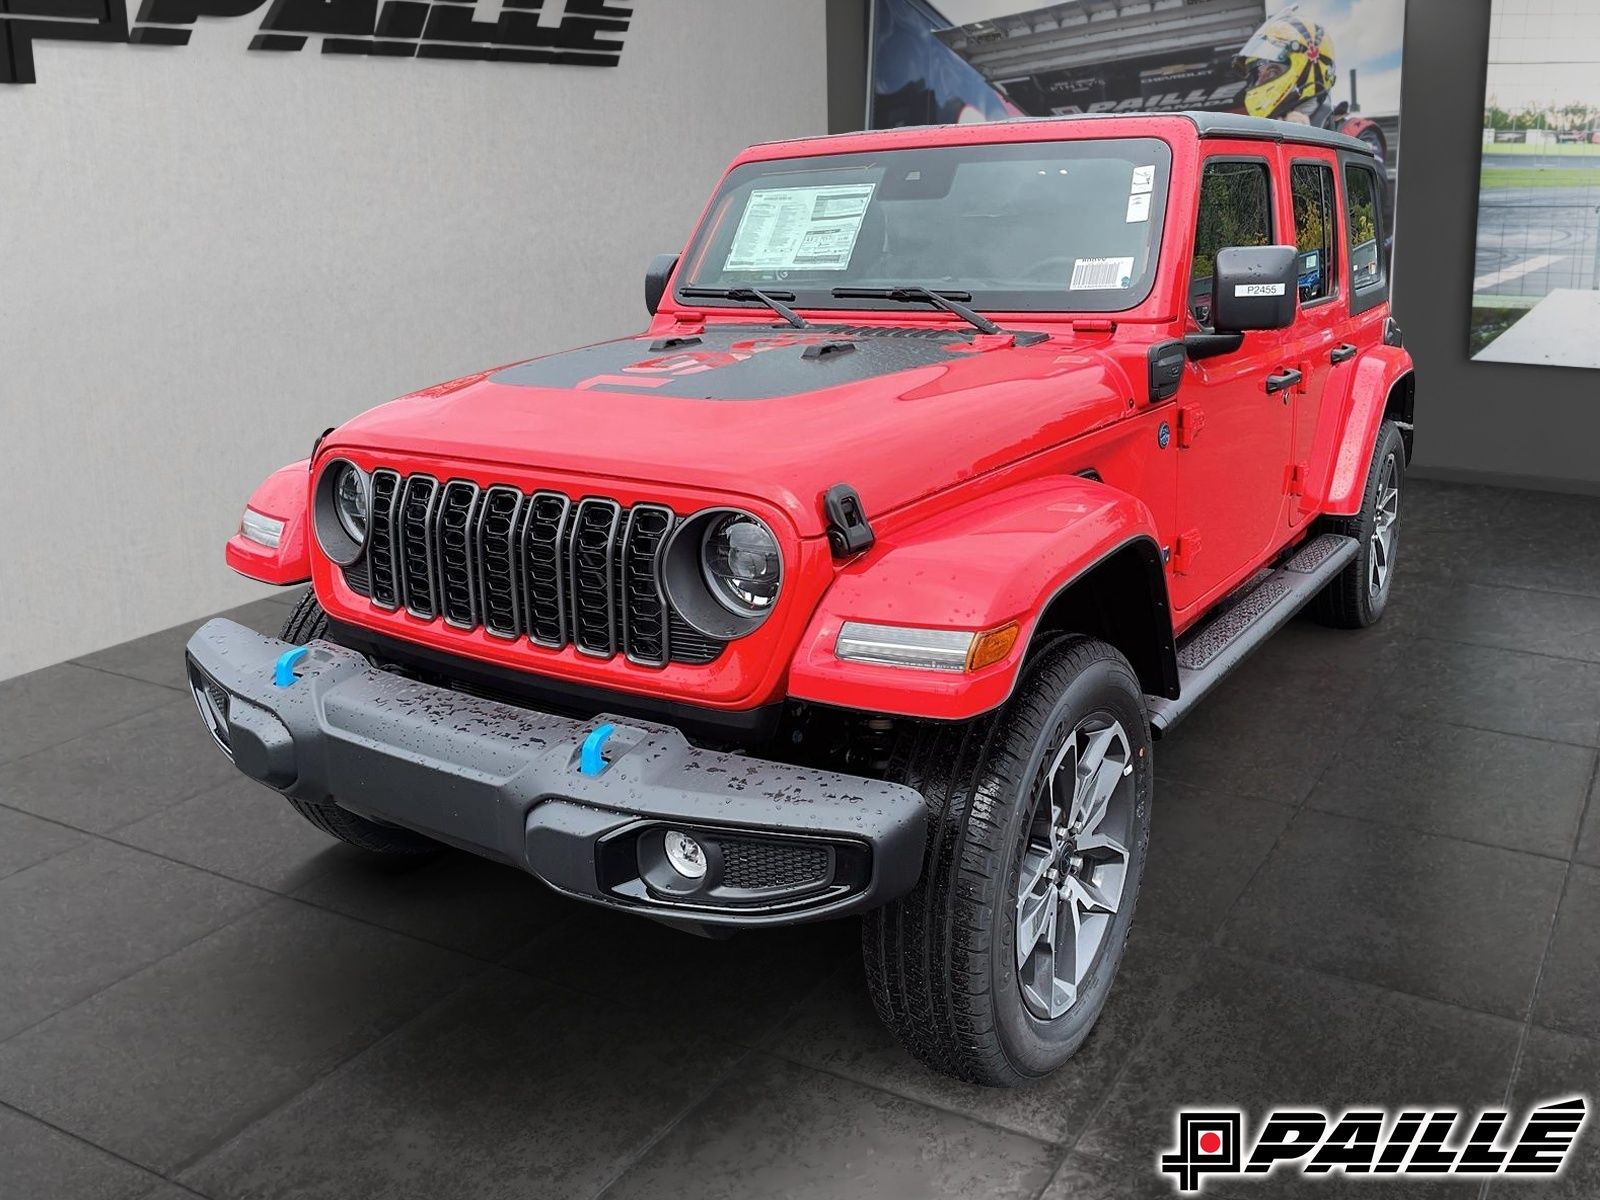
[
  {"left": 0, "top": 900, "right": 477, "bottom": 1174},
  {"left": 0, "top": 1103, "right": 165, "bottom": 1200},
  {"left": 179, "top": 968, "right": 753, "bottom": 1200},
  {"left": 1530, "top": 864, "right": 1600, "bottom": 1042},
  {"left": 1136, "top": 780, "right": 1295, "bottom": 939},
  {"left": 71, "top": 597, "right": 297, "bottom": 694},
  {"left": 0, "top": 840, "right": 270, "bottom": 1042},
  {"left": 0, "top": 700, "right": 245, "bottom": 834},
  {"left": 597, "top": 1055, "right": 1058, "bottom": 1200},
  {"left": 1579, "top": 778, "right": 1600, "bottom": 866},
  {"left": 1072, "top": 950, "right": 1520, "bottom": 1200},
  {"left": 1494, "top": 1027, "right": 1600, "bottom": 1199},
  {"left": 3, "top": 479, "right": 1599, "bottom": 1200},
  {"left": 1304, "top": 712, "right": 1594, "bottom": 858},
  {"left": 0, "top": 662, "right": 178, "bottom": 764},
  {"left": 1221, "top": 808, "right": 1568, "bottom": 1019}
]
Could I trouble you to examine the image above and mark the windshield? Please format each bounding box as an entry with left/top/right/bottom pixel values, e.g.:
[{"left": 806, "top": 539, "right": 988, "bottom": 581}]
[{"left": 678, "top": 137, "right": 1174, "bottom": 314}]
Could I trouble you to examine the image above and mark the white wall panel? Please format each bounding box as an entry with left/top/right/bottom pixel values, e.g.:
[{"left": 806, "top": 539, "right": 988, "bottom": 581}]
[{"left": 0, "top": 0, "right": 829, "bottom": 678}]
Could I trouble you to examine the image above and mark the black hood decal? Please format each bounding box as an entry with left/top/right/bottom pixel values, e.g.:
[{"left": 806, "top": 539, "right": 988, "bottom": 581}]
[{"left": 489, "top": 325, "right": 973, "bottom": 401}]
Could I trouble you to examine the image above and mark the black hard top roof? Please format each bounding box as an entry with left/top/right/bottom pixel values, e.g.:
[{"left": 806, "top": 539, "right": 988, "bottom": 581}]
[
  {"left": 984, "top": 110, "right": 1378, "bottom": 156},
  {"left": 754, "top": 110, "right": 1380, "bottom": 158},
  {"left": 1179, "top": 110, "right": 1378, "bottom": 156}
]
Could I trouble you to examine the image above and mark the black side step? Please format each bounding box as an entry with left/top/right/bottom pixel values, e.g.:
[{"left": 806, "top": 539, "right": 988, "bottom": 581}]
[{"left": 1147, "top": 532, "right": 1359, "bottom": 737}]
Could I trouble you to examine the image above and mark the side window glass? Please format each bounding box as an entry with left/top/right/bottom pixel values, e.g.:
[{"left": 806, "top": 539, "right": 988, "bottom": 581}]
[
  {"left": 1191, "top": 160, "right": 1272, "bottom": 327},
  {"left": 1345, "top": 163, "right": 1384, "bottom": 293},
  {"left": 1291, "top": 162, "right": 1336, "bottom": 304}
]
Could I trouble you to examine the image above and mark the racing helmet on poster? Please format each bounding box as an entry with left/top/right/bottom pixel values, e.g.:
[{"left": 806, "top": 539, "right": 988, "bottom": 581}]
[{"left": 1233, "top": 5, "right": 1337, "bottom": 120}]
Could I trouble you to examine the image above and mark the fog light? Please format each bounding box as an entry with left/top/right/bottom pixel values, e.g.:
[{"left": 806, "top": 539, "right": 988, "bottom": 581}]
[{"left": 664, "top": 830, "right": 707, "bottom": 880}]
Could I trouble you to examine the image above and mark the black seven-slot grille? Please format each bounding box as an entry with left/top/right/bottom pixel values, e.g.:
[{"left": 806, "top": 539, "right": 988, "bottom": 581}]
[{"left": 344, "top": 470, "right": 724, "bottom": 667}]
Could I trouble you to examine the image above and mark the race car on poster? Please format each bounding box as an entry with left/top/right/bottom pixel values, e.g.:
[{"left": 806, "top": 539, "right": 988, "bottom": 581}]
[{"left": 186, "top": 111, "right": 1414, "bottom": 1087}]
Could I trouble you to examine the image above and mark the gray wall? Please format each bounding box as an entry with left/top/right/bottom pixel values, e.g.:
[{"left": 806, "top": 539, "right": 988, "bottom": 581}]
[
  {"left": 824, "top": 0, "right": 1597, "bottom": 494},
  {"left": 0, "top": 1, "right": 829, "bottom": 681},
  {"left": 1391, "top": 0, "right": 1600, "bottom": 496}
]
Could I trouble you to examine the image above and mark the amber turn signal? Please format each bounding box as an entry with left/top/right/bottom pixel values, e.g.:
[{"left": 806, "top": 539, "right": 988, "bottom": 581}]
[{"left": 966, "top": 622, "right": 1020, "bottom": 672}]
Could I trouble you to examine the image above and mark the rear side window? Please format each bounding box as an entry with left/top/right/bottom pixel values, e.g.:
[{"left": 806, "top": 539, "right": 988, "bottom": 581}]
[
  {"left": 1190, "top": 159, "right": 1273, "bottom": 326},
  {"left": 1291, "top": 162, "right": 1337, "bottom": 305},
  {"left": 1344, "top": 163, "right": 1385, "bottom": 296}
]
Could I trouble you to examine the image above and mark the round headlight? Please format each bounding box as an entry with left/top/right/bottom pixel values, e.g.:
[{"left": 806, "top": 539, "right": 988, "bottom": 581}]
[
  {"left": 313, "top": 457, "right": 370, "bottom": 567},
  {"left": 333, "top": 463, "right": 369, "bottom": 542},
  {"left": 700, "top": 514, "right": 781, "bottom": 616}
]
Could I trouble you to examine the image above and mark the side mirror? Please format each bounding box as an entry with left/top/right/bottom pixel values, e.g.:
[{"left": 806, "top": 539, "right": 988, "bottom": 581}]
[
  {"left": 1211, "top": 245, "right": 1298, "bottom": 333},
  {"left": 645, "top": 253, "right": 679, "bottom": 316}
]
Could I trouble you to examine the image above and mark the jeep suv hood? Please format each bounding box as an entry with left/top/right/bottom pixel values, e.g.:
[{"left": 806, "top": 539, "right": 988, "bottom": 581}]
[{"left": 330, "top": 325, "right": 1131, "bottom": 538}]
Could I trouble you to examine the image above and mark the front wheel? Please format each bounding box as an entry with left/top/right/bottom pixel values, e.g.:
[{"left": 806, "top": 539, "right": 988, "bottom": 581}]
[
  {"left": 863, "top": 636, "right": 1152, "bottom": 1087},
  {"left": 276, "top": 589, "right": 440, "bottom": 858}
]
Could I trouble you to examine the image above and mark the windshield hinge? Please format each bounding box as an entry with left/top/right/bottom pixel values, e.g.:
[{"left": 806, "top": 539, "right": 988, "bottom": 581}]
[
  {"left": 823, "top": 483, "right": 875, "bottom": 558},
  {"left": 1170, "top": 530, "right": 1201, "bottom": 576}
]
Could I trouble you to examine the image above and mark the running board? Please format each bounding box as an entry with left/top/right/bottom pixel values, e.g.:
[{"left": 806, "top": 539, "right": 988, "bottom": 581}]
[{"left": 1146, "top": 533, "right": 1359, "bottom": 736}]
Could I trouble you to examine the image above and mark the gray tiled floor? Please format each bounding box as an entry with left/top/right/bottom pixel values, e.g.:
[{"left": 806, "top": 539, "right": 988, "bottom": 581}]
[{"left": 1, "top": 482, "right": 1597, "bottom": 1199}]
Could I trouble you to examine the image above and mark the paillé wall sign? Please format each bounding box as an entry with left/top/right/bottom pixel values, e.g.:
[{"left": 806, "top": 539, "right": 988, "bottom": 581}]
[{"left": 1, "top": 0, "right": 630, "bottom": 84}]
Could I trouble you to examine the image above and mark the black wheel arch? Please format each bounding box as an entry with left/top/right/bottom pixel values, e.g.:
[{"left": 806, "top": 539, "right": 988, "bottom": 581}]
[
  {"left": 1386, "top": 370, "right": 1415, "bottom": 462},
  {"left": 1025, "top": 536, "right": 1179, "bottom": 701}
]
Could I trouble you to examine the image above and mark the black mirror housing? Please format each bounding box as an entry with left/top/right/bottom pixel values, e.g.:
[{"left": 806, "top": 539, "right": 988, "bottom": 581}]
[
  {"left": 1211, "top": 245, "right": 1298, "bottom": 333},
  {"left": 645, "top": 253, "right": 679, "bottom": 316}
]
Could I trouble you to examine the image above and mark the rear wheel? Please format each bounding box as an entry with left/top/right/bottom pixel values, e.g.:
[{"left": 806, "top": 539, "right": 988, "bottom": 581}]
[
  {"left": 862, "top": 636, "right": 1152, "bottom": 1087},
  {"left": 276, "top": 589, "right": 439, "bottom": 858},
  {"left": 1312, "top": 419, "right": 1404, "bottom": 629}
]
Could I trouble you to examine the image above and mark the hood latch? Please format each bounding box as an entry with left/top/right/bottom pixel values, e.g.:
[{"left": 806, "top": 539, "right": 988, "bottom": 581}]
[{"left": 823, "top": 483, "right": 875, "bottom": 558}]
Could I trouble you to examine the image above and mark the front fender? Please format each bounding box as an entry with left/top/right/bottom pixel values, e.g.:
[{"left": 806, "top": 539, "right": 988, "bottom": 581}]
[
  {"left": 1313, "top": 346, "right": 1414, "bottom": 516},
  {"left": 224, "top": 459, "right": 312, "bottom": 585},
  {"left": 787, "top": 476, "right": 1164, "bottom": 720}
]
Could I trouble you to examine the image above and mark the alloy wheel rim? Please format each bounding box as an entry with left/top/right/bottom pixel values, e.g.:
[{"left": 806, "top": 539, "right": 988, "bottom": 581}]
[
  {"left": 1014, "top": 714, "right": 1134, "bottom": 1021},
  {"left": 1370, "top": 453, "right": 1400, "bottom": 598}
]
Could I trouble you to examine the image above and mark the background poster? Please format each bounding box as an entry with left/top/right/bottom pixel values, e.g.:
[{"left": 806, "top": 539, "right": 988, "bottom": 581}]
[
  {"left": 1470, "top": 0, "right": 1600, "bottom": 371},
  {"left": 869, "top": 0, "right": 1405, "bottom": 241}
]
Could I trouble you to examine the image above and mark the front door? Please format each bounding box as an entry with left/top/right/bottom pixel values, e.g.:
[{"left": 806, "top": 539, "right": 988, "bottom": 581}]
[{"left": 1171, "top": 152, "right": 1295, "bottom": 620}]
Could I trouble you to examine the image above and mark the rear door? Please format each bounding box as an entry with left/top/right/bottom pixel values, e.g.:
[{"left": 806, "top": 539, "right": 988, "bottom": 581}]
[
  {"left": 1280, "top": 154, "right": 1343, "bottom": 530},
  {"left": 1170, "top": 148, "right": 1295, "bottom": 620}
]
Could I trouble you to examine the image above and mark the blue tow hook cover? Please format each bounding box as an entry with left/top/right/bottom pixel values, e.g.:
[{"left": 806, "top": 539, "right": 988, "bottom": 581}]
[
  {"left": 273, "top": 646, "right": 310, "bottom": 688},
  {"left": 579, "top": 723, "right": 616, "bottom": 777}
]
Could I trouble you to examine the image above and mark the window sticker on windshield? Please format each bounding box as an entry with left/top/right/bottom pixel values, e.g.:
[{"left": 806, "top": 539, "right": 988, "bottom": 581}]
[
  {"left": 1126, "top": 193, "right": 1151, "bottom": 223},
  {"left": 723, "top": 183, "right": 877, "bottom": 273},
  {"left": 1070, "top": 256, "right": 1135, "bottom": 290},
  {"left": 1130, "top": 165, "right": 1155, "bottom": 195}
]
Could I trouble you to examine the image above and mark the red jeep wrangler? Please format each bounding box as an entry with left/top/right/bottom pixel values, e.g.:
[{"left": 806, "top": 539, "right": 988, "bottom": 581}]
[{"left": 187, "top": 112, "right": 1413, "bottom": 1087}]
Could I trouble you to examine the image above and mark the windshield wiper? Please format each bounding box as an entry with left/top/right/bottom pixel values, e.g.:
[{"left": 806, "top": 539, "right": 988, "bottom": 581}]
[
  {"left": 831, "top": 286, "right": 1002, "bottom": 336},
  {"left": 679, "top": 286, "right": 808, "bottom": 329}
]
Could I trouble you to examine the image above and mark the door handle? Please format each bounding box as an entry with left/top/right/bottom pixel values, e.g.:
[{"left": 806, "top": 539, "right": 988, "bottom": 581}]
[
  {"left": 1330, "top": 343, "right": 1358, "bottom": 365},
  {"left": 1265, "top": 367, "right": 1303, "bottom": 395}
]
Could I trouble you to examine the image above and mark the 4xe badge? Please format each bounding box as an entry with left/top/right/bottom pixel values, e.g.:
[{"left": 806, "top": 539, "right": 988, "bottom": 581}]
[{"left": 1161, "top": 1098, "right": 1588, "bottom": 1193}]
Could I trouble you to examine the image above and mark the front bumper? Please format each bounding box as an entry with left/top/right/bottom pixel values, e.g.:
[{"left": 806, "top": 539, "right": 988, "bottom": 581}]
[{"left": 184, "top": 619, "right": 927, "bottom": 927}]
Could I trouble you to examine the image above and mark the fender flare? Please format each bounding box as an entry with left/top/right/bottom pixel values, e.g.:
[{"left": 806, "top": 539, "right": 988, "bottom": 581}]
[
  {"left": 786, "top": 475, "right": 1176, "bottom": 721},
  {"left": 1316, "top": 347, "right": 1414, "bottom": 517},
  {"left": 225, "top": 459, "right": 312, "bottom": 585}
]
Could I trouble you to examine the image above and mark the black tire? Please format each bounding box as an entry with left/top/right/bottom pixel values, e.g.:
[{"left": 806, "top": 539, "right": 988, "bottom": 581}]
[
  {"left": 1311, "top": 419, "right": 1405, "bottom": 629},
  {"left": 862, "top": 636, "right": 1153, "bottom": 1087},
  {"left": 276, "top": 590, "right": 439, "bottom": 858},
  {"left": 279, "top": 587, "right": 329, "bottom": 644}
]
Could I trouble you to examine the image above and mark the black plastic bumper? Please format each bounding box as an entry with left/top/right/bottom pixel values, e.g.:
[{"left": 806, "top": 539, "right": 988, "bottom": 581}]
[{"left": 183, "top": 619, "right": 927, "bottom": 927}]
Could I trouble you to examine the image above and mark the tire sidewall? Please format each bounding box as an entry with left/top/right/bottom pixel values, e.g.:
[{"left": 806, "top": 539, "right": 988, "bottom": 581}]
[
  {"left": 1357, "top": 422, "right": 1405, "bottom": 623},
  {"left": 986, "top": 647, "right": 1153, "bottom": 1079}
]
